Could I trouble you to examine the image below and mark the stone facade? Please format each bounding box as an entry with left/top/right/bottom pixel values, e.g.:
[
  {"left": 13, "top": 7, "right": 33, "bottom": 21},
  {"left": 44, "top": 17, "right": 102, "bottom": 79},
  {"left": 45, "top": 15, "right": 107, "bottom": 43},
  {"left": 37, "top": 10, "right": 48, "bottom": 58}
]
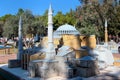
[
  {"left": 28, "top": 53, "right": 99, "bottom": 79},
  {"left": 27, "top": 4, "right": 99, "bottom": 79},
  {"left": 74, "top": 56, "right": 99, "bottom": 77},
  {"left": 41, "top": 35, "right": 96, "bottom": 50},
  {"left": 41, "top": 34, "right": 96, "bottom": 59}
]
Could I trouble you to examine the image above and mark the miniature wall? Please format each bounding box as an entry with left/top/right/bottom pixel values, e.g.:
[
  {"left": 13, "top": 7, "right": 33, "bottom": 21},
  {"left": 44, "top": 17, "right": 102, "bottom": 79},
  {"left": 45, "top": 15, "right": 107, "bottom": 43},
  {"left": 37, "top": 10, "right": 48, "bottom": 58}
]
[
  {"left": 62, "top": 34, "right": 81, "bottom": 50},
  {"left": 86, "top": 35, "right": 96, "bottom": 49},
  {"left": 30, "top": 53, "right": 45, "bottom": 61},
  {"left": 75, "top": 50, "right": 88, "bottom": 58},
  {"left": 40, "top": 34, "right": 96, "bottom": 59},
  {"left": 41, "top": 37, "right": 48, "bottom": 48},
  {"left": 41, "top": 35, "right": 96, "bottom": 50},
  {"left": 41, "top": 36, "right": 61, "bottom": 48},
  {"left": 80, "top": 35, "right": 96, "bottom": 49},
  {"left": 80, "top": 35, "right": 87, "bottom": 47},
  {"left": 62, "top": 34, "right": 82, "bottom": 59}
]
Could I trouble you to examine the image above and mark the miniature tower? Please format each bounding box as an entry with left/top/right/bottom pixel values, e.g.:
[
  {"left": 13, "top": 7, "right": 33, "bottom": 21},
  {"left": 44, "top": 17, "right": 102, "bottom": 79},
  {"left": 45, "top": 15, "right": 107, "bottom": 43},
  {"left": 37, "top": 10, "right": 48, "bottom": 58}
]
[
  {"left": 46, "top": 4, "right": 55, "bottom": 60},
  {"left": 105, "top": 19, "right": 108, "bottom": 46},
  {"left": 17, "top": 16, "right": 23, "bottom": 60}
]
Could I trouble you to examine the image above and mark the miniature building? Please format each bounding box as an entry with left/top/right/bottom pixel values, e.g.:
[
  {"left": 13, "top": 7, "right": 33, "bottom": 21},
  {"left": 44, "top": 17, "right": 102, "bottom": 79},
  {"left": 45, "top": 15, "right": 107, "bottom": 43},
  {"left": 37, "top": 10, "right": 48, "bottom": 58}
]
[
  {"left": 8, "top": 4, "right": 116, "bottom": 80},
  {"left": 27, "top": 4, "right": 100, "bottom": 79},
  {"left": 41, "top": 24, "right": 97, "bottom": 59}
]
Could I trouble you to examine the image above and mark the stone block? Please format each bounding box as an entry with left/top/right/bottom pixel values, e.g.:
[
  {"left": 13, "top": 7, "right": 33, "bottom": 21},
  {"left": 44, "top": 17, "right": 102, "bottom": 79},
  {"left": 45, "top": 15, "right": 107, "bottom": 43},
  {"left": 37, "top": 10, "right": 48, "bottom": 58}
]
[
  {"left": 58, "top": 67, "right": 74, "bottom": 78},
  {"left": 75, "top": 49, "right": 88, "bottom": 58},
  {"left": 79, "top": 60, "right": 88, "bottom": 68},
  {"left": 29, "top": 60, "right": 59, "bottom": 79},
  {"left": 75, "top": 59, "right": 97, "bottom": 68},
  {"left": 77, "top": 67, "right": 99, "bottom": 77},
  {"left": 67, "top": 67, "right": 74, "bottom": 78},
  {"left": 28, "top": 64, "right": 35, "bottom": 77},
  {"left": 40, "top": 65, "right": 58, "bottom": 79},
  {"left": 8, "top": 59, "right": 21, "bottom": 68},
  {"left": 28, "top": 60, "right": 43, "bottom": 77}
]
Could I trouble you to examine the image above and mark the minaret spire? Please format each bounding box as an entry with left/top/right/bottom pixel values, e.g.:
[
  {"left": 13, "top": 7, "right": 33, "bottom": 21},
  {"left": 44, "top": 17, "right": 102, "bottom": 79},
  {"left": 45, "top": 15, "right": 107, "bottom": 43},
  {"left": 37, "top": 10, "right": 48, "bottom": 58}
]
[
  {"left": 18, "top": 16, "right": 23, "bottom": 59},
  {"left": 46, "top": 4, "right": 55, "bottom": 60},
  {"left": 105, "top": 19, "right": 107, "bottom": 28},
  {"left": 104, "top": 19, "right": 108, "bottom": 46},
  {"left": 48, "top": 4, "right": 53, "bottom": 24},
  {"left": 48, "top": 4, "right": 52, "bottom": 14}
]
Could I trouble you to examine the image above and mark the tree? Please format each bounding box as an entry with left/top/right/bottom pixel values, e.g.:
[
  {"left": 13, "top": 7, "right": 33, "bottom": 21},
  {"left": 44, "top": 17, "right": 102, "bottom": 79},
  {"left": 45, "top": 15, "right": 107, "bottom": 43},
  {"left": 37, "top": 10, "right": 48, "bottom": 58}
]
[
  {"left": 0, "top": 14, "right": 14, "bottom": 37},
  {"left": 53, "top": 11, "right": 66, "bottom": 29},
  {"left": 76, "top": 0, "right": 120, "bottom": 41},
  {"left": 40, "top": 10, "right": 48, "bottom": 27},
  {"left": 3, "top": 15, "right": 18, "bottom": 38},
  {"left": 17, "top": 8, "right": 24, "bottom": 16},
  {"left": 108, "top": 5, "right": 120, "bottom": 36},
  {"left": 75, "top": 1, "right": 100, "bottom": 36},
  {"left": 20, "top": 10, "right": 35, "bottom": 36},
  {"left": 0, "top": 14, "right": 12, "bottom": 23},
  {"left": 79, "top": 23, "right": 99, "bottom": 36},
  {"left": 32, "top": 16, "right": 46, "bottom": 35},
  {"left": 2, "top": 9, "right": 47, "bottom": 38},
  {"left": 65, "top": 9, "right": 76, "bottom": 25},
  {"left": 0, "top": 21, "right": 4, "bottom": 37}
]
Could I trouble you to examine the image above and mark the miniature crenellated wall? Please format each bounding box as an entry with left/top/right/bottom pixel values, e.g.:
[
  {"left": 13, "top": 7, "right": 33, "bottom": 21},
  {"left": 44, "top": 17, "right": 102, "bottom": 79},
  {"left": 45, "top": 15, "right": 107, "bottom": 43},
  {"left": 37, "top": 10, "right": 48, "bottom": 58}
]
[{"left": 40, "top": 34, "right": 96, "bottom": 59}]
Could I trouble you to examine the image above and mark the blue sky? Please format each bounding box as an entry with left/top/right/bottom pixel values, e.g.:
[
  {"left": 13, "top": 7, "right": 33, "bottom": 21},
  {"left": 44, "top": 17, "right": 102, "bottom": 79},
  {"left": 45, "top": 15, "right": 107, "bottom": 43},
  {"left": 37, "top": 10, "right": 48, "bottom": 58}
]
[{"left": 0, "top": 0, "right": 80, "bottom": 17}]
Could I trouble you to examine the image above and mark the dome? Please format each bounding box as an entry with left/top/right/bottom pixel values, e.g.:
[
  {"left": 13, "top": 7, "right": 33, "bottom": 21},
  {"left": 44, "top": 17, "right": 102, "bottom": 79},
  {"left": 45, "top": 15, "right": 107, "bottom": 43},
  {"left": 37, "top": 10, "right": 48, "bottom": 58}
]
[{"left": 54, "top": 24, "right": 80, "bottom": 35}]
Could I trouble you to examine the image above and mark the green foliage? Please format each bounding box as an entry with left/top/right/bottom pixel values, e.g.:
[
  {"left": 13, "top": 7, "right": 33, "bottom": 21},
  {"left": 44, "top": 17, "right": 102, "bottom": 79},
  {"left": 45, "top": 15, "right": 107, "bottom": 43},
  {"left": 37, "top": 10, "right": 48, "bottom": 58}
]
[
  {"left": 0, "top": 7, "right": 77, "bottom": 38},
  {"left": 3, "top": 15, "right": 18, "bottom": 38},
  {"left": 53, "top": 11, "right": 66, "bottom": 29},
  {"left": 17, "top": 8, "right": 24, "bottom": 16},
  {"left": 2, "top": 9, "right": 47, "bottom": 38},
  {"left": 65, "top": 9, "right": 76, "bottom": 25},
  {"left": 0, "top": 2, "right": 119, "bottom": 40},
  {"left": 76, "top": 0, "right": 120, "bottom": 39},
  {"left": 53, "top": 10, "right": 76, "bottom": 30},
  {"left": 40, "top": 10, "right": 48, "bottom": 27},
  {"left": 79, "top": 23, "right": 99, "bottom": 36},
  {"left": 0, "top": 14, "right": 12, "bottom": 23},
  {"left": 33, "top": 16, "right": 46, "bottom": 35},
  {"left": 21, "top": 10, "right": 35, "bottom": 35}
]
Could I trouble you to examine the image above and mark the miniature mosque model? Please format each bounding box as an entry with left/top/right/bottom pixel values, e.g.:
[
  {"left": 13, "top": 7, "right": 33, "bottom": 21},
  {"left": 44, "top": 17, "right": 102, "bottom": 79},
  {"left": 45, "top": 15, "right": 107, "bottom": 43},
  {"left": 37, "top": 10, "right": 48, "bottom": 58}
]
[{"left": 8, "top": 4, "right": 115, "bottom": 79}]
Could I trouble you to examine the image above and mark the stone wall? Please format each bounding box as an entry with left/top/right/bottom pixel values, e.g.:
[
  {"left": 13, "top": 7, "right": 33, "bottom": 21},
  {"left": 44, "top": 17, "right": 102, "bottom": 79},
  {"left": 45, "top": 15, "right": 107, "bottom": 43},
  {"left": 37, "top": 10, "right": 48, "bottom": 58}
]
[
  {"left": 86, "top": 35, "right": 96, "bottom": 49},
  {"left": 80, "top": 35, "right": 87, "bottom": 47},
  {"left": 75, "top": 49, "right": 88, "bottom": 59},
  {"left": 80, "top": 35, "right": 96, "bottom": 49},
  {"left": 30, "top": 53, "right": 45, "bottom": 61},
  {"left": 62, "top": 34, "right": 81, "bottom": 50},
  {"left": 41, "top": 35, "right": 96, "bottom": 50},
  {"left": 41, "top": 37, "right": 61, "bottom": 48},
  {"left": 75, "top": 59, "right": 99, "bottom": 77}
]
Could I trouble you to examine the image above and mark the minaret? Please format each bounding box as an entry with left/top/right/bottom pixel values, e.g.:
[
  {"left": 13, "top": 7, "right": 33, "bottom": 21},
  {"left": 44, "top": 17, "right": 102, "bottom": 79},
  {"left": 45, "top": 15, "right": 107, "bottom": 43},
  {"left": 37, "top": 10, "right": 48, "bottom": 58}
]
[
  {"left": 105, "top": 19, "right": 108, "bottom": 46},
  {"left": 17, "top": 16, "right": 23, "bottom": 60},
  {"left": 46, "top": 4, "right": 55, "bottom": 60}
]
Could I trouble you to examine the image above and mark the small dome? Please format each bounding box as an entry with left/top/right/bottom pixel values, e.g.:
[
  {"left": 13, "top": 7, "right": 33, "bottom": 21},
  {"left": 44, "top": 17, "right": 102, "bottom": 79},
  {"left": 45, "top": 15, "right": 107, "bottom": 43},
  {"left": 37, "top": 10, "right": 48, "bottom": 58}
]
[{"left": 54, "top": 24, "right": 80, "bottom": 35}]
